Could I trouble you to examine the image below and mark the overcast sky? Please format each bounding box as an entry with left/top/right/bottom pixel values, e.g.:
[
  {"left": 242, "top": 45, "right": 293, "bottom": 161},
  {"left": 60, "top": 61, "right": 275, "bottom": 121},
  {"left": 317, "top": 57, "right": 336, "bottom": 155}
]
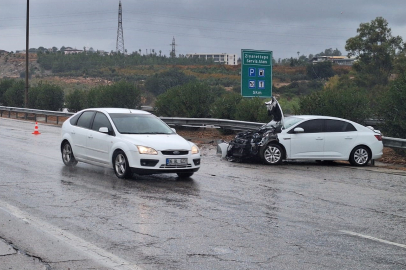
[{"left": 1, "top": 0, "right": 406, "bottom": 59}]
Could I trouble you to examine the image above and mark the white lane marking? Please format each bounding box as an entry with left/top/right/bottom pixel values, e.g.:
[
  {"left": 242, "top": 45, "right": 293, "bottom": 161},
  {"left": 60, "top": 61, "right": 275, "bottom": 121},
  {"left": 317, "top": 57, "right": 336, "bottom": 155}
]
[
  {"left": 0, "top": 200, "right": 143, "bottom": 270},
  {"left": 340, "top": 230, "right": 406, "bottom": 249}
]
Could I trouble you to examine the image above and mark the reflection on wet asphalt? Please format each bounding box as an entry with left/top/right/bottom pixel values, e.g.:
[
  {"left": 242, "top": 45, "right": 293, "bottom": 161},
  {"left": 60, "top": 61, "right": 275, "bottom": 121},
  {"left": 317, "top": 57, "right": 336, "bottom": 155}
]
[{"left": 0, "top": 118, "right": 406, "bottom": 269}]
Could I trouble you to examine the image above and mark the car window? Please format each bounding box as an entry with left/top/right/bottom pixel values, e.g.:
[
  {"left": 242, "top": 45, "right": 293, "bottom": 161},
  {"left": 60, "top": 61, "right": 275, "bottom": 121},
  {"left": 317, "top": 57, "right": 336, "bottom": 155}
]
[
  {"left": 76, "top": 111, "right": 95, "bottom": 129},
  {"left": 69, "top": 112, "right": 82, "bottom": 125},
  {"left": 296, "top": 119, "right": 323, "bottom": 133},
  {"left": 92, "top": 112, "right": 113, "bottom": 133},
  {"left": 325, "top": 119, "right": 356, "bottom": 132},
  {"left": 109, "top": 113, "right": 174, "bottom": 134}
]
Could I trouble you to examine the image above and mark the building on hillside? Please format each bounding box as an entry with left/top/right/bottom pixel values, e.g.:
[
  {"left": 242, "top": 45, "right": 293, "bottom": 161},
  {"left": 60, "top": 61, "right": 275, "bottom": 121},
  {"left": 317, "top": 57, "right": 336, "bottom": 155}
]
[
  {"left": 64, "top": 48, "right": 84, "bottom": 55},
  {"left": 0, "top": 49, "right": 8, "bottom": 55},
  {"left": 311, "top": 56, "right": 356, "bottom": 66},
  {"left": 185, "top": 53, "right": 238, "bottom": 65}
]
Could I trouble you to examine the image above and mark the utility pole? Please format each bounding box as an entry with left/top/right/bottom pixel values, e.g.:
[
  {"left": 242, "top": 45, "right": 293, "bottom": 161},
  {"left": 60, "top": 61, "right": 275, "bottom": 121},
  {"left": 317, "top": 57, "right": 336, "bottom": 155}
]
[
  {"left": 116, "top": 1, "right": 125, "bottom": 54},
  {"left": 25, "top": 0, "right": 29, "bottom": 107}
]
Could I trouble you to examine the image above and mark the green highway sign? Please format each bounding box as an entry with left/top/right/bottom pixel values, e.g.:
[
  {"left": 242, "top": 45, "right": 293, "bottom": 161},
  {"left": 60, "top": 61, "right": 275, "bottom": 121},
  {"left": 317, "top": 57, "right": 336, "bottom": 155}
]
[{"left": 241, "top": 49, "right": 272, "bottom": 98}]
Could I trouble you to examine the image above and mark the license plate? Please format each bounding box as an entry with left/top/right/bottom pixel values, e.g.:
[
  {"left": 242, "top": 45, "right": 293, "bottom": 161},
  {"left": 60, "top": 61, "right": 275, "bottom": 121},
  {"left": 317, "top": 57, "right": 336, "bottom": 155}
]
[{"left": 166, "top": 158, "right": 187, "bottom": 165}]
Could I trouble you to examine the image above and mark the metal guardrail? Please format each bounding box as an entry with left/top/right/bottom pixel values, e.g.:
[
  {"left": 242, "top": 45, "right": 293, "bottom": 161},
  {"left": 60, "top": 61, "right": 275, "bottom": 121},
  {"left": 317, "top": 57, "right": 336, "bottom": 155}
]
[
  {"left": 382, "top": 137, "right": 406, "bottom": 149},
  {"left": 0, "top": 106, "right": 73, "bottom": 124},
  {"left": 161, "top": 117, "right": 264, "bottom": 131},
  {"left": 0, "top": 106, "right": 405, "bottom": 150}
]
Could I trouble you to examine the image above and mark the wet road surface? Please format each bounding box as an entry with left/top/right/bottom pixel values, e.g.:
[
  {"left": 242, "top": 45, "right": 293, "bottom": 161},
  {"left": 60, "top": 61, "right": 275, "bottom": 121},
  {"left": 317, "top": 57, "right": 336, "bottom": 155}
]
[{"left": 0, "top": 117, "right": 406, "bottom": 269}]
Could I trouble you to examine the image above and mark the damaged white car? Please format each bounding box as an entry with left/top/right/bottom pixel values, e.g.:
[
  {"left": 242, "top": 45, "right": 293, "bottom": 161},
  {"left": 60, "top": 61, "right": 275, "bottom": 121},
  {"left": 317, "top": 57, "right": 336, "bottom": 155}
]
[{"left": 218, "top": 97, "right": 383, "bottom": 166}]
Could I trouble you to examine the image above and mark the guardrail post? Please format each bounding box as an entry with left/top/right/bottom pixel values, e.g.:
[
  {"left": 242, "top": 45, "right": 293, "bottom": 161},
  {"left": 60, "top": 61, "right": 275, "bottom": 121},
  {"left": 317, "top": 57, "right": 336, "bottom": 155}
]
[
  {"left": 57, "top": 116, "right": 59, "bottom": 125},
  {"left": 45, "top": 115, "right": 47, "bottom": 123}
]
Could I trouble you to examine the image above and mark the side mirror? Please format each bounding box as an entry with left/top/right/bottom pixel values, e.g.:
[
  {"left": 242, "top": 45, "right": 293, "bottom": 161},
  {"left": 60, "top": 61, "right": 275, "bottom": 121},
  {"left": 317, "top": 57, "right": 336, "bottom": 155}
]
[
  {"left": 99, "top": 127, "right": 109, "bottom": 134},
  {"left": 171, "top": 128, "right": 177, "bottom": 133},
  {"left": 293, "top": 127, "right": 304, "bottom": 133}
]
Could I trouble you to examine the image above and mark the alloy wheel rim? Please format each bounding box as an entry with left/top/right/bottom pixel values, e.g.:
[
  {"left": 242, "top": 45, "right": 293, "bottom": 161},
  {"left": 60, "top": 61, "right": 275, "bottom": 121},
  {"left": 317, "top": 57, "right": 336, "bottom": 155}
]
[
  {"left": 115, "top": 154, "right": 126, "bottom": 176},
  {"left": 354, "top": 148, "right": 368, "bottom": 165},
  {"left": 63, "top": 144, "right": 72, "bottom": 163},
  {"left": 265, "top": 146, "right": 281, "bottom": 164}
]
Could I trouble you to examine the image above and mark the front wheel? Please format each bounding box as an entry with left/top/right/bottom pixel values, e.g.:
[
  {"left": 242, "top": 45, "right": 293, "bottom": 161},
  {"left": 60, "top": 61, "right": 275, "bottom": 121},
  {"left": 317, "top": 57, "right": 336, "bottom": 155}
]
[
  {"left": 62, "top": 142, "right": 78, "bottom": 167},
  {"left": 113, "top": 150, "right": 132, "bottom": 179},
  {"left": 260, "top": 143, "right": 283, "bottom": 165},
  {"left": 349, "top": 146, "right": 370, "bottom": 166}
]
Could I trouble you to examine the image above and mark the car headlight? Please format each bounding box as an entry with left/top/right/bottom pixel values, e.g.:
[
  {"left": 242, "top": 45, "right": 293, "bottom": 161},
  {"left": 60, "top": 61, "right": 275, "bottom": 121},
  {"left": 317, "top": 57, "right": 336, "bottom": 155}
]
[
  {"left": 137, "top": 146, "right": 158, "bottom": 155},
  {"left": 191, "top": 145, "right": 200, "bottom": 154}
]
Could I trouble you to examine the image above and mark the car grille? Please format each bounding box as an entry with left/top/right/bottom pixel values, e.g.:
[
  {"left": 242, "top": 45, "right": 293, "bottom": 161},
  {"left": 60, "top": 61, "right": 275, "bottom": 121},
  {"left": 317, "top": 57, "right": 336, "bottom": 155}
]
[
  {"left": 160, "top": 164, "right": 192, "bottom": 169},
  {"left": 161, "top": 150, "right": 189, "bottom": 155}
]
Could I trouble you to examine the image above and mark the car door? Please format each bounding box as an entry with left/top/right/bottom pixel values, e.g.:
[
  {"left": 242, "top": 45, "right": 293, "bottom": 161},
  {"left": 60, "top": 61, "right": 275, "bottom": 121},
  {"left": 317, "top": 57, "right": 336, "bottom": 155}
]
[
  {"left": 86, "top": 112, "right": 114, "bottom": 165},
  {"left": 71, "top": 111, "right": 95, "bottom": 159},
  {"left": 323, "top": 119, "right": 358, "bottom": 159},
  {"left": 289, "top": 119, "right": 325, "bottom": 159}
]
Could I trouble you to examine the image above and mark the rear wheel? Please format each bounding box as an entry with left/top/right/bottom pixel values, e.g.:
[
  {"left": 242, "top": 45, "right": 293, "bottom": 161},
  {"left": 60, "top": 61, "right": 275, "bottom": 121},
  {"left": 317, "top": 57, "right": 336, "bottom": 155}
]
[
  {"left": 177, "top": 172, "right": 194, "bottom": 178},
  {"left": 349, "top": 146, "right": 370, "bottom": 166},
  {"left": 62, "top": 142, "right": 78, "bottom": 167},
  {"left": 260, "top": 143, "right": 283, "bottom": 165},
  {"left": 113, "top": 150, "right": 132, "bottom": 179}
]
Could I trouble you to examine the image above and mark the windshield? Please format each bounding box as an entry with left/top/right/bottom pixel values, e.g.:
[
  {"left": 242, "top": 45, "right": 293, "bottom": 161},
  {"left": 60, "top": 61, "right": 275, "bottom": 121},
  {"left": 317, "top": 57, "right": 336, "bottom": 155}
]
[
  {"left": 109, "top": 113, "right": 174, "bottom": 134},
  {"left": 283, "top": 116, "right": 304, "bottom": 129}
]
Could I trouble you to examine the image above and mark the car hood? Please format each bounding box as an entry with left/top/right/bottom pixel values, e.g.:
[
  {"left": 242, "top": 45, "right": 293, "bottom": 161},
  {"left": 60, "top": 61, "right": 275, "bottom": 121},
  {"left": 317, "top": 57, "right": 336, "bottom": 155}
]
[
  {"left": 120, "top": 134, "right": 193, "bottom": 151},
  {"left": 265, "top": 97, "right": 284, "bottom": 124}
]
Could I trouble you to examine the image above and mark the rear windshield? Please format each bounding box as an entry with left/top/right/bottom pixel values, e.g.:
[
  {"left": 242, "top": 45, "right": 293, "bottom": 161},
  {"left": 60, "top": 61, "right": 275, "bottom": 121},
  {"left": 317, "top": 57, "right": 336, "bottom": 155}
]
[{"left": 109, "top": 113, "right": 174, "bottom": 134}]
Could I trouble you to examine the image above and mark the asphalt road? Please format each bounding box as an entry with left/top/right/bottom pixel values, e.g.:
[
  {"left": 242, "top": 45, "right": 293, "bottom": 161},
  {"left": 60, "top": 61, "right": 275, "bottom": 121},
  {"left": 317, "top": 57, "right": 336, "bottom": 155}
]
[{"left": 0, "top": 117, "right": 406, "bottom": 270}]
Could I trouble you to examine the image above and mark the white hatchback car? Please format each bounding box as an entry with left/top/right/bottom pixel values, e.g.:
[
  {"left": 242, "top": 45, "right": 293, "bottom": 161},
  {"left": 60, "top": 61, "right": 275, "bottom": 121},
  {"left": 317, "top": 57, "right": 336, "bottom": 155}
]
[{"left": 61, "top": 108, "right": 200, "bottom": 178}]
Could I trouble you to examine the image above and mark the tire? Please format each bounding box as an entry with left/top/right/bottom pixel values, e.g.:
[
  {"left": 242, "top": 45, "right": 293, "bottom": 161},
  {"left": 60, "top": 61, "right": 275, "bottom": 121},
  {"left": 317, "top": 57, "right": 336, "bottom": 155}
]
[
  {"left": 113, "top": 150, "right": 132, "bottom": 179},
  {"left": 349, "top": 146, "right": 370, "bottom": 166},
  {"left": 260, "top": 143, "right": 283, "bottom": 165},
  {"left": 62, "top": 141, "right": 78, "bottom": 167},
  {"left": 177, "top": 172, "right": 194, "bottom": 178}
]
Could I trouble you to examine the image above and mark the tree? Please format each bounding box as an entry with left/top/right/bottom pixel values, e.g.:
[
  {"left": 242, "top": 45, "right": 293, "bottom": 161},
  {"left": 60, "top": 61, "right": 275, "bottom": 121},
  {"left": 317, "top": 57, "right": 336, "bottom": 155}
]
[
  {"left": 315, "top": 48, "right": 342, "bottom": 57},
  {"left": 0, "top": 78, "right": 15, "bottom": 105},
  {"left": 234, "top": 97, "right": 269, "bottom": 123},
  {"left": 299, "top": 75, "right": 371, "bottom": 123},
  {"left": 155, "top": 82, "right": 215, "bottom": 118},
  {"left": 345, "top": 17, "right": 404, "bottom": 86},
  {"left": 211, "top": 92, "right": 243, "bottom": 119},
  {"left": 144, "top": 69, "right": 196, "bottom": 96},
  {"left": 28, "top": 82, "right": 64, "bottom": 111},
  {"left": 306, "top": 61, "right": 335, "bottom": 80},
  {"left": 379, "top": 72, "right": 406, "bottom": 138},
  {"left": 3, "top": 80, "right": 25, "bottom": 107},
  {"left": 80, "top": 81, "right": 141, "bottom": 109},
  {"left": 65, "top": 89, "right": 84, "bottom": 112}
]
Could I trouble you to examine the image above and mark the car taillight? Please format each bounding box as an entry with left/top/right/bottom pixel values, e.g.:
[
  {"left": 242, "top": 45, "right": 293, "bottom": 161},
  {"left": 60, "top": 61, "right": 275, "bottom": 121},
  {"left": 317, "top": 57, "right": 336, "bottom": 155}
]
[{"left": 374, "top": 135, "right": 382, "bottom": 141}]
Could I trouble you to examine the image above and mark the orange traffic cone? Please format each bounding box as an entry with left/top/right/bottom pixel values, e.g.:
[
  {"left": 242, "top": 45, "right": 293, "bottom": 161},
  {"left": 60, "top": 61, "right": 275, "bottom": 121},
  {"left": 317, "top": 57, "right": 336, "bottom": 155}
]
[{"left": 32, "top": 122, "right": 41, "bottom": 135}]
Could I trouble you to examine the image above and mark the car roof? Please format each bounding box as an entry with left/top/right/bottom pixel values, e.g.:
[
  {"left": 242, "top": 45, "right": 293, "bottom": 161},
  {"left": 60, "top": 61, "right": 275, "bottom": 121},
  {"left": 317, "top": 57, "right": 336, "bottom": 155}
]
[
  {"left": 83, "top": 108, "right": 151, "bottom": 115},
  {"left": 290, "top": 115, "right": 351, "bottom": 121},
  {"left": 287, "top": 115, "right": 367, "bottom": 128}
]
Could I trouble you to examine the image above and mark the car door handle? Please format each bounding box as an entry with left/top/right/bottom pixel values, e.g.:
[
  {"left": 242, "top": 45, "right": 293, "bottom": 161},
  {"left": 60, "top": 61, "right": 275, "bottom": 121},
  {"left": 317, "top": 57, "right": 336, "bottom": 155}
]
[
  {"left": 345, "top": 137, "right": 353, "bottom": 139},
  {"left": 88, "top": 135, "right": 93, "bottom": 139},
  {"left": 316, "top": 138, "right": 323, "bottom": 140},
  {"left": 71, "top": 131, "right": 75, "bottom": 135}
]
